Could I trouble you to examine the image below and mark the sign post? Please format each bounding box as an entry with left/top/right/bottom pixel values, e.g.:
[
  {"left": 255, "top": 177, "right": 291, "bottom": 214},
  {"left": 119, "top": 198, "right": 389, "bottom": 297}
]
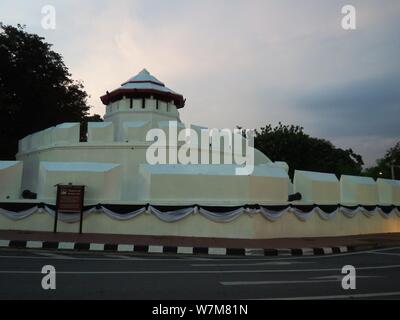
[{"left": 54, "top": 185, "right": 85, "bottom": 234}]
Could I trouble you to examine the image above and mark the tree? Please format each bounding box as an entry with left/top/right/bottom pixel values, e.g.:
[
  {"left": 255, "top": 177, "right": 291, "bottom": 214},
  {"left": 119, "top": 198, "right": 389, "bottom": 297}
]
[
  {"left": 253, "top": 123, "right": 364, "bottom": 179},
  {"left": 363, "top": 141, "right": 400, "bottom": 179},
  {"left": 0, "top": 23, "right": 97, "bottom": 159}
]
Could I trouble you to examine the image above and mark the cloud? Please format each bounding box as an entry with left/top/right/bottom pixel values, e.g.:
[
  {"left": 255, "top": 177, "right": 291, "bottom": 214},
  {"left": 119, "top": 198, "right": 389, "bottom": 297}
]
[
  {"left": 0, "top": 0, "right": 399, "bottom": 166},
  {"left": 297, "top": 72, "right": 400, "bottom": 138}
]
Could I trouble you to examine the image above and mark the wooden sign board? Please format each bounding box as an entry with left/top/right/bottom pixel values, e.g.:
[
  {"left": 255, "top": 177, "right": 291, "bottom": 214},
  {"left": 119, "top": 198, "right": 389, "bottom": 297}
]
[
  {"left": 54, "top": 185, "right": 85, "bottom": 234},
  {"left": 57, "top": 185, "right": 84, "bottom": 213}
]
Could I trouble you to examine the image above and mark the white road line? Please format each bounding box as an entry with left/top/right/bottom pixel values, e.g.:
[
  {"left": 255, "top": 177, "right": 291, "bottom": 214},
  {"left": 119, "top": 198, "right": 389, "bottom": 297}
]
[
  {"left": 191, "top": 261, "right": 314, "bottom": 267},
  {"left": 1, "top": 264, "right": 400, "bottom": 274},
  {"left": 310, "top": 275, "right": 382, "bottom": 280},
  {"left": 261, "top": 291, "right": 400, "bottom": 300},
  {"left": 34, "top": 252, "right": 75, "bottom": 259},
  {"left": 367, "top": 246, "right": 400, "bottom": 252},
  {"left": 221, "top": 279, "right": 340, "bottom": 286},
  {"left": 104, "top": 255, "right": 143, "bottom": 260},
  {"left": 369, "top": 251, "right": 400, "bottom": 257}
]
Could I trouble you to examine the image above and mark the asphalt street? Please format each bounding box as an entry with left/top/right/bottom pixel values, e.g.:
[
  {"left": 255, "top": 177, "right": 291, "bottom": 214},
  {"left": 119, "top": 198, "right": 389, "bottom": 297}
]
[{"left": 0, "top": 247, "right": 400, "bottom": 299}]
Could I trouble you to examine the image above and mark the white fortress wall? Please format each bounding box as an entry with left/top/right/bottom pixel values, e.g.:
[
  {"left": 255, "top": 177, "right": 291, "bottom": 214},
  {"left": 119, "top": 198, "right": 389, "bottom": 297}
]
[
  {"left": 0, "top": 161, "right": 23, "bottom": 201},
  {"left": 340, "top": 175, "right": 378, "bottom": 205},
  {"left": 377, "top": 178, "right": 400, "bottom": 205},
  {"left": 0, "top": 207, "right": 399, "bottom": 239},
  {"left": 294, "top": 170, "right": 340, "bottom": 205}
]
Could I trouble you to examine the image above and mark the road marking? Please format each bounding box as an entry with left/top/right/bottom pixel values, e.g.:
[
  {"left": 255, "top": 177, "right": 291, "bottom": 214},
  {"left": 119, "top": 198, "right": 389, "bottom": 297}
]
[
  {"left": 177, "top": 247, "right": 193, "bottom": 255},
  {"left": 261, "top": 291, "right": 400, "bottom": 300},
  {"left": 0, "top": 240, "right": 10, "bottom": 247},
  {"left": 367, "top": 246, "right": 400, "bottom": 252},
  {"left": 245, "top": 248, "right": 264, "bottom": 256},
  {"left": 34, "top": 252, "right": 75, "bottom": 259},
  {"left": 89, "top": 243, "right": 104, "bottom": 251},
  {"left": 208, "top": 248, "right": 226, "bottom": 255},
  {"left": 369, "top": 251, "right": 400, "bottom": 257},
  {"left": 221, "top": 275, "right": 383, "bottom": 285},
  {"left": 26, "top": 241, "right": 43, "bottom": 249},
  {"left": 301, "top": 248, "right": 314, "bottom": 256},
  {"left": 117, "top": 244, "right": 134, "bottom": 252},
  {"left": 310, "top": 275, "right": 383, "bottom": 280},
  {"left": 0, "top": 245, "right": 397, "bottom": 262},
  {"left": 1, "top": 245, "right": 387, "bottom": 261},
  {"left": 221, "top": 279, "right": 340, "bottom": 286},
  {"left": 339, "top": 246, "right": 348, "bottom": 253},
  {"left": 58, "top": 242, "right": 75, "bottom": 250},
  {"left": 148, "top": 245, "right": 163, "bottom": 253},
  {"left": 191, "top": 261, "right": 314, "bottom": 267},
  {"left": 0, "top": 264, "right": 399, "bottom": 274},
  {"left": 105, "top": 255, "right": 143, "bottom": 260},
  {"left": 277, "top": 248, "right": 292, "bottom": 256}
]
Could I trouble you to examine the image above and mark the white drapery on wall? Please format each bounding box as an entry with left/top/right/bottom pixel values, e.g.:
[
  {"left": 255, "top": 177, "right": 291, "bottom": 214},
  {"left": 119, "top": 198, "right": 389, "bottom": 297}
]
[{"left": 1, "top": 203, "right": 399, "bottom": 223}]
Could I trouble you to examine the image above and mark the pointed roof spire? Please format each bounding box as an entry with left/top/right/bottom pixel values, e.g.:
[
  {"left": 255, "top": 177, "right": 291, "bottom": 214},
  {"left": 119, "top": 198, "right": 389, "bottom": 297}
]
[
  {"left": 100, "top": 68, "right": 185, "bottom": 109},
  {"left": 122, "top": 68, "right": 165, "bottom": 87}
]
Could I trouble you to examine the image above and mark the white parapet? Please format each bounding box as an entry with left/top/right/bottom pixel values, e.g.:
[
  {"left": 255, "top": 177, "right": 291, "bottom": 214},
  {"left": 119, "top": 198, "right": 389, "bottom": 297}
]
[
  {"left": 0, "top": 161, "right": 23, "bottom": 200},
  {"left": 377, "top": 178, "right": 400, "bottom": 205},
  {"left": 54, "top": 123, "right": 80, "bottom": 145},
  {"left": 340, "top": 175, "right": 378, "bottom": 205},
  {"left": 18, "top": 134, "right": 32, "bottom": 153},
  {"left": 249, "top": 164, "right": 289, "bottom": 203},
  {"left": 139, "top": 164, "right": 248, "bottom": 204},
  {"left": 139, "top": 163, "right": 288, "bottom": 205},
  {"left": 37, "top": 162, "right": 122, "bottom": 203},
  {"left": 122, "top": 120, "right": 151, "bottom": 142},
  {"left": 294, "top": 170, "right": 340, "bottom": 205},
  {"left": 87, "top": 122, "right": 114, "bottom": 143},
  {"left": 274, "top": 161, "right": 289, "bottom": 173},
  {"left": 158, "top": 120, "right": 186, "bottom": 142},
  {"left": 19, "top": 123, "right": 79, "bottom": 153}
]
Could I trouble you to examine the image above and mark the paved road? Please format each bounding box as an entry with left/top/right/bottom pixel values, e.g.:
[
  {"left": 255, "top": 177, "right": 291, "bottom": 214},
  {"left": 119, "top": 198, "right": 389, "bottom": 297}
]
[{"left": 0, "top": 247, "right": 400, "bottom": 299}]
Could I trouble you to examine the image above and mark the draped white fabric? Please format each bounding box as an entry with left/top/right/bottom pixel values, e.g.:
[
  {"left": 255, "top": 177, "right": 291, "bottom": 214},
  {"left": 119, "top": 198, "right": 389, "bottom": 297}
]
[
  {"left": 149, "top": 206, "right": 195, "bottom": 222},
  {"left": 0, "top": 206, "right": 38, "bottom": 220},
  {"left": 101, "top": 206, "right": 146, "bottom": 221},
  {"left": 376, "top": 207, "right": 397, "bottom": 218},
  {"left": 315, "top": 207, "right": 339, "bottom": 220},
  {"left": 340, "top": 206, "right": 359, "bottom": 218},
  {"left": 0, "top": 204, "right": 399, "bottom": 223},
  {"left": 291, "top": 207, "right": 315, "bottom": 221},
  {"left": 360, "top": 207, "right": 378, "bottom": 217},
  {"left": 198, "top": 207, "right": 245, "bottom": 223},
  {"left": 259, "top": 207, "right": 287, "bottom": 221}
]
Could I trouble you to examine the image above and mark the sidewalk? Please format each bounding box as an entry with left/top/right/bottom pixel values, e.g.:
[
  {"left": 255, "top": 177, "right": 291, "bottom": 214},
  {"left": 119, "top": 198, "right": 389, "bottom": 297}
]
[{"left": 1, "top": 230, "right": 400, "bottom": 256}]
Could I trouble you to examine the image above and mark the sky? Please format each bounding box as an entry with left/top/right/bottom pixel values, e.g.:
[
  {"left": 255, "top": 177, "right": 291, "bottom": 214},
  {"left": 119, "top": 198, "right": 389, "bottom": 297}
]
[{"left": 0, "top": 0, "right": 399, "bottom": 166}]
